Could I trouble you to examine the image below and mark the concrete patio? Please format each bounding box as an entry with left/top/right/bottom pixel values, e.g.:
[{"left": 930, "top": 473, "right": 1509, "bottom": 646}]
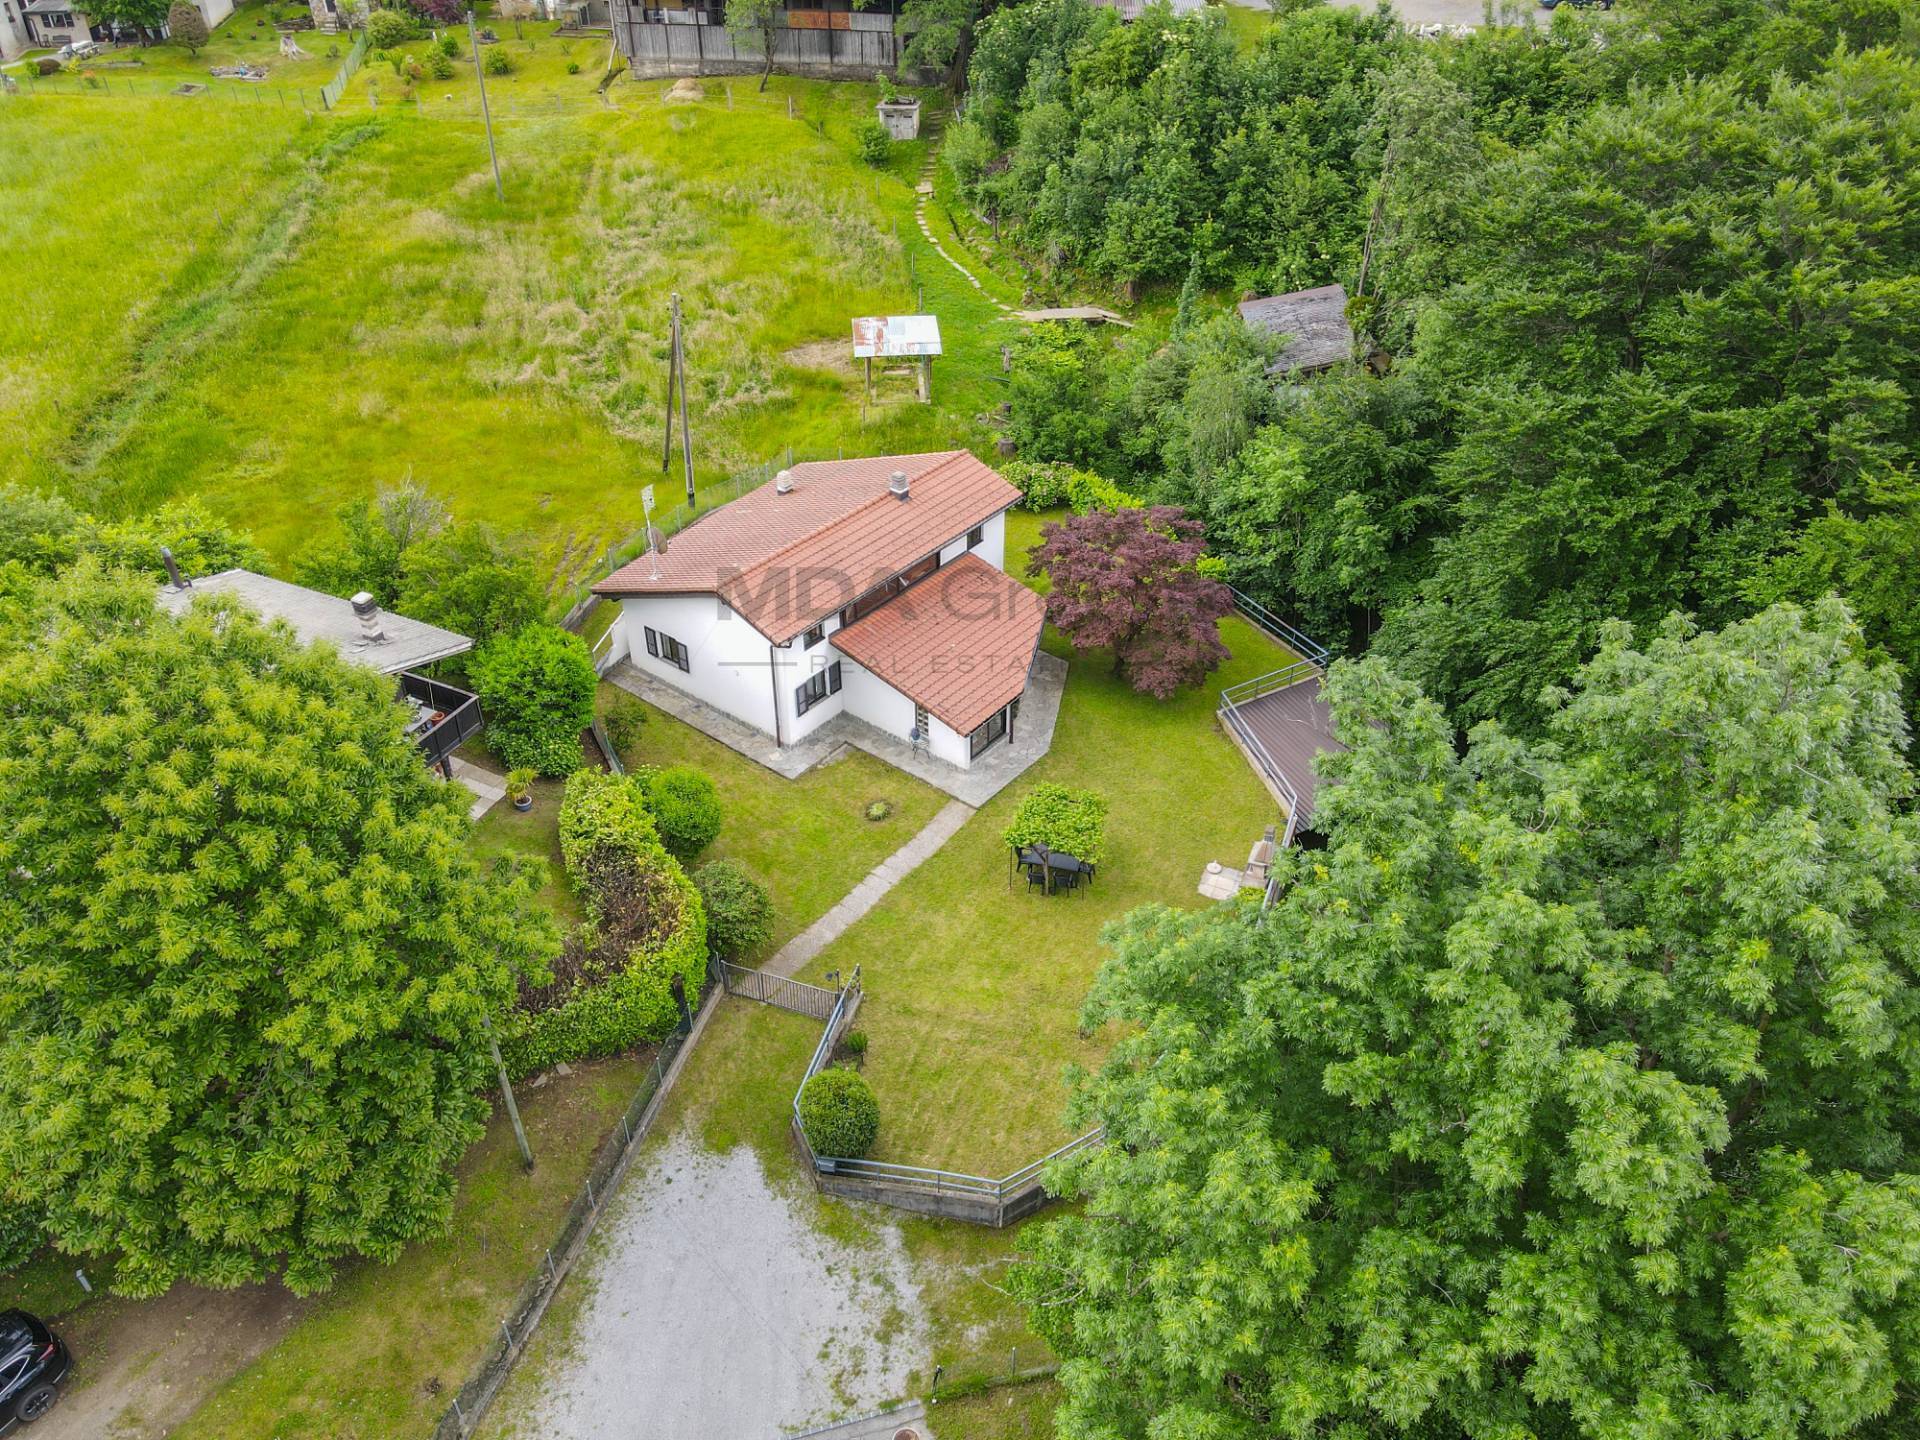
[{"left": 604, "top": 651, "right": 1068, "bottom": 808}]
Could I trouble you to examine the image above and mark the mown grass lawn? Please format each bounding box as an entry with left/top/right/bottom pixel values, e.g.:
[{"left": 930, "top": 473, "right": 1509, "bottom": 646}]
[
  {"left": 794, "top": 607, "right": 1291, "bottom": 1176},
  {"left": 598, "top": 682, "right": 949, "bottom": 959},
  {"left": 166, "top": 1055, "right": 648, "bottom": 1440}
]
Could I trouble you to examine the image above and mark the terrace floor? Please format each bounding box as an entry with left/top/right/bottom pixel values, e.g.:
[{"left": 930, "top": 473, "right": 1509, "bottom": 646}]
[
  {"left": 603, "top": 652, "right": 1067, "bottom": 808},
  {"left": 1220, "top": 668, "right": 1342, "bottom": 831}
]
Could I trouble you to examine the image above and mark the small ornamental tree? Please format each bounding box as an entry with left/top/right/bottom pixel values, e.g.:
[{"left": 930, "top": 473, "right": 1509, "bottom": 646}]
[
  {"left": 0, "top": 569, "right": 558, "bottom": 1297},
  {"left": 1002, "top": 782, "right": 1107, "bottom": 866},
  {"left": 1027, "top": 505, "right": 1231, "bottom": 697},
  {"left": 470, "top": 625, "right": 596, "bottom": 776},
  {"left": 1013, "top": 599, "right": 1920, "bottom": 1440},
  {"left": 167, "top": 0, "right": 209, "bottom": 53}
]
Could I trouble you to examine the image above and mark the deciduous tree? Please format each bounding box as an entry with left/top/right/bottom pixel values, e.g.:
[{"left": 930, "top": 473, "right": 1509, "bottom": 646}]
[
  {"left": 0, "top": 568, "right": 557, "bottom": 1297},
  {"left": 1027, "top": 505, "right": 1230, "bottom": 697},
  {"left": 166, "top": 0, "right": 208, "bottom": 54},
  {"left": 1016, "top": 598, "right": 1920, "bottom": 1440}
]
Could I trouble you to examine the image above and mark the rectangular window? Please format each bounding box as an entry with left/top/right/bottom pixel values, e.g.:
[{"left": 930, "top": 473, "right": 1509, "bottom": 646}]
[
  {"left": 795, "top": 670, "right": 827, "bottom": 717},
  {"left": 660, "top": 634, "right": 691, "bottom": 672},
  {"left": 912, "top": 703, "right": 928, "bottom": 740},
  {"left": 644, "top": 625, "right": 659, "bottom": 658},
  {"left": 803, "top": 622, "right": 825, "bottom": 649},
  {"left": 967, "top": 525, "right": 984, "bottom": 550},
  {"left": 970, "top": 706, "right": 1009, "bottom": 759}
]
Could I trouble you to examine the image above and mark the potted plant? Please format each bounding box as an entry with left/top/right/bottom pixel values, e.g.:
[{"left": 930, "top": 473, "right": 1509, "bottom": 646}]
[
  {"left": 506, "top": 767, "right": 535, "bottom": 812},
  {"left": 874, "top": 74, "right": 920, "bottom": 141}
]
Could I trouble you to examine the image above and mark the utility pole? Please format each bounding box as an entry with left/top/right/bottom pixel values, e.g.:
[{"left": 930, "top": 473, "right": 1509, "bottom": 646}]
[
  {"left": 661, "top": 292, "right": 696, "bottom": 508},
  {"left": 467, "top": 10, "right": 504, "bottom": 203},
  {"left": 483, "top": 1014, "right": 534, "bottom": 1171}
]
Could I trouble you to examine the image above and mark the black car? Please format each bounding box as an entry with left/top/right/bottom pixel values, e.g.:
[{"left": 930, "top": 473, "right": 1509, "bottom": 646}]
[{"left": 0, "top": 1311, "right": 69, "bottom": 1430}]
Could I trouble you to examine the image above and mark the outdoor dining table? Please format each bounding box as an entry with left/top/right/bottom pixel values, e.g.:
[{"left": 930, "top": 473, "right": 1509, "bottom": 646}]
[{"left": 1013, "top": 844, "right": 1095, "bottom": 896}]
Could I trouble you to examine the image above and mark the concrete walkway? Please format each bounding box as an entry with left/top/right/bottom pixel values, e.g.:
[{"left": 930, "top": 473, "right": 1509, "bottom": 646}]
[
  {"left": 604, "top": 651, "right": 1067, "bottom": 808},
  {"left": 765, "top": 799, "right": 975, "bottom": 977},
  {"left": 449, "top": 755, "right": 506, "bottom": 820},
  {"left": 788, "top": 1400, "right": 934, "bottom": 1439}
]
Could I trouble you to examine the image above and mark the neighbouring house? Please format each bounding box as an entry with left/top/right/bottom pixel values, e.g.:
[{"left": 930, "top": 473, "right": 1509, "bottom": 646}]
[
  {"left": 18, "top": 0, "right": 230, "bottom": 48},
  {"left": 1094, "top": 0, "right": 1205, "bottom": 19},
  {"left": 307, "top": 0, "right": 350, "bottom": 34},
  {"left": 595, "top": 451, "right": 1049, "bottom": 772},
  {"left": 154, "top": 565, "right": 484, "bottom": 775},
  {"left": 1, "top": 0, "right": 33, "bottom": 60},
  {"left": 1237, "top": 283, "right": 1355, "bottom": 378},
  {"left": 609, "top": 0, "right": 927, "bottom": 83}
]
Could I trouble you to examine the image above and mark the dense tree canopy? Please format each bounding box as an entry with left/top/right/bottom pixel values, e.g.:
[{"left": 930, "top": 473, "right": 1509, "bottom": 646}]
[
  {"left": 1016, "top": 598, "right": 1920, "bottom": 1440},
  {"left": 0, "top": 570, "right": 557, "bottom": 1296}
]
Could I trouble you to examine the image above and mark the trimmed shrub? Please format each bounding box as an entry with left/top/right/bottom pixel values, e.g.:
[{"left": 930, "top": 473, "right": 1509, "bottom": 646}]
[
  {"left": 1002, "top": 782, "right": 1107, "bottom": 866},
  {"left": 483, "top": 44, "right": 512, "bottom": 76},
  {"left": 694, "top": 860, "right": 773, "bottom": 959},
  {"left": 646, "top": 765, "right": 722, "bottom": 860},
  {"left": 799, "top": 1068, "right": 879, "bottom": 1159},
  {"left": 470, "top": 625, "right": 596, "bottom": 776},
  {"left": 505, "top": 776, "right": 709, "bottom": 1078},
  {"left": 855, "top": 117, "right": 891, "bottom": 167},
  {"left": 557, "top": 770, "right": 660, "bottom": 879},
  {"left": 365, "top": 7, "right": 419, "bottom": 47}
]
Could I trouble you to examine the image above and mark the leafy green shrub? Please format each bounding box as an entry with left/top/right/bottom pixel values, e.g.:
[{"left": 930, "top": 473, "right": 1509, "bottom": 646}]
[
  {"left": 566, "top": 60, "right": 580, "bottom": 74},
  {"left": 864, "top": 799, "right": 891, "bottom": 822},
  {"left": 942, "top": 112, "right": 997, "bottom": 194},
  {"left": 435, "top": 30, "right": 458, "bottom": 57},
  {"left": 855, "top": 117, "right": 891, "bottom": 167},
  {"left": 646, "top": 765, "right": 722, "bottom": 860},
  {"left": 1001, "top": 459, "right": 1141, "bottom": 514},
  {"left": 470, "top": 625, "right": 595, "bottom": 776},
  {"left": 694, "top": 860, "right": 774, "bottom": 958},
  {"left": 365, "top": 7, "right": 419, "bottom": 48},
  {"left": 394, "top": 521, "right": 545, "bottom": 647},
  {"left": 499, "top": 843, "right": 708, "bottom": 1080},
  {"left": 799, "top": 1068, "right": 879, "bottom": 1159},
  {"left": 427, "top": 49, "right": 454, "bottom": 79},
  {"left": 842, "top": 1029, "right": 868, "bottom": 1058},
  {"left": 482, "top": 44, "right": 511, "bottom": 76},
  {"left": 557, "top": 770, "right": 660, "bottom": 880},
  {"left": 1002, "top": 782, "right": 1107, "bottom": 866},
  {"left": 602, "top": 692, "right": 646, "bottom": 757}
]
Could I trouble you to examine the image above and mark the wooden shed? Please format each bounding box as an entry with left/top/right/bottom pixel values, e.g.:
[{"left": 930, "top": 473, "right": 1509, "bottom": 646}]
[{"left": 1237, "top": 283, "right": 1355, "bottom": 377}]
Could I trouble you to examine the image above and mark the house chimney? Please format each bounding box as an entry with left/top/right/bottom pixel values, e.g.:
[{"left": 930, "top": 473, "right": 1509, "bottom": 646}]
[
  {"left": 774, "top": 469, "right": 794, "bottom": 495},
  {"left": 888, "top": 469, "right": 910, "bottom": 501},
  {"left": 350, "top": 591, "right": 388, "bottom": 646},
  {"left": 159, "top": 546, "right": 189, "bottom": 591}
]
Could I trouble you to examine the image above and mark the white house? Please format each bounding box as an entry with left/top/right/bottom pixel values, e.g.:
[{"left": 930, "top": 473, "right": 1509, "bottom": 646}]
[{"left": 594, "top": 451, "right": 1047, "bottom": 772}]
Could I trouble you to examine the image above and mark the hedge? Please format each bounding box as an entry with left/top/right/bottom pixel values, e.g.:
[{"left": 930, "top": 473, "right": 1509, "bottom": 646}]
[
  {"left": 1002, "top": 781, "right": 1108, "bottom": 866},
  {"left": 503, "top": 771, "right": 708, "bottom": 1079},
  {"left": 470, "top": 625, "right": 596, "bottom": 777},
  {"left": 694, "top": 859, "right": 774, "bottom": 959},
  {"left": 798, "top": 1068, "right": 879, "bottom": 1159},
  {"left": 1002, "top": 460, "right": 1142, "bottom": 515}
]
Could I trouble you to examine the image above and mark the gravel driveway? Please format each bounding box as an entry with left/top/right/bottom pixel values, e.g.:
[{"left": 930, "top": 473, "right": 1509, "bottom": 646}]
[{"left": 492, "top": 1133, "right": 929, "bottom": 1439}]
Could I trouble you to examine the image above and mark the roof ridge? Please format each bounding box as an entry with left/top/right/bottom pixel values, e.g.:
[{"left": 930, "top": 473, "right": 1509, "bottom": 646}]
[{"left": 724, "top": 450, "right": 979, "bottom": 590}]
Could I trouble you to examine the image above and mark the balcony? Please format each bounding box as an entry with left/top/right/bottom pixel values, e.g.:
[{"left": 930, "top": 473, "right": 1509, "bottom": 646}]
[{"left": 399, "top": 672, "right": 484, "bottom": 774}]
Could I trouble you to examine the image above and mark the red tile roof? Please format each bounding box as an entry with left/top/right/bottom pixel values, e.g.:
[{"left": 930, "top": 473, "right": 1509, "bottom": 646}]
[
  {"left": 594, "top": 452, "right": 1022, "bottom": 643},
  {"left": 829, "top": 554, "right": 1047, "bottom": 736}
]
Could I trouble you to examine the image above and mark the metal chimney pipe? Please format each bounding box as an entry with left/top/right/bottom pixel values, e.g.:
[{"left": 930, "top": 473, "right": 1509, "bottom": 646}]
[{"left": 159, "top": 546, "right": 189, "bottom": 590}]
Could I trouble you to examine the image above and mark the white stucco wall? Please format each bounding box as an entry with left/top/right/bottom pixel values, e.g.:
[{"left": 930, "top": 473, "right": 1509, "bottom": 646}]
[
  {"left": 926, "top": 713, "right": 971, "bottom": 769},
  {"left": 198, "top": 0, "right": 234, "bottom": 28},
  {"left": 839, "top": 655, "right": 915, "bottom": 740},
  {"left": 617, "top": 593, "right": 778, "bottom": 736}
]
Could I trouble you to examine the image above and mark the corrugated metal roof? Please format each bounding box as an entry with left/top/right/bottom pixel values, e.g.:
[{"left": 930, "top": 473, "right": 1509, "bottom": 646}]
[
  {"left": 1237, "top": 283, "right": 1354, "bottom": 375},
  {"left": 829, "top": 554, "right": 1047, "bottom": 735},
  {"left": 595, "top": 451, "right": 1022, "bottom": 644}
]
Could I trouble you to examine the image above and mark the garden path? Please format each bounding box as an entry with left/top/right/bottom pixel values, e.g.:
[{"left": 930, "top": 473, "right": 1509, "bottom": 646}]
[{"left": 763, "top": 799, "right": 976, "bottom": 978}]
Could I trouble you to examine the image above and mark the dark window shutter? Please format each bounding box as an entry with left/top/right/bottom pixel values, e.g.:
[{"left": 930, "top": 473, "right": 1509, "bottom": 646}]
[
  {"left": 828, "top": 661, "right": 842, "bottom": 695},
  {"left": 644, "top": 626, "right": 659, "bottom": 658}
]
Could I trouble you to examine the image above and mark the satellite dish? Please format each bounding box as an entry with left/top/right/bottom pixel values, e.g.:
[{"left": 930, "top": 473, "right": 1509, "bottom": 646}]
[{"left": 649, "top": 525, "right": 669, "bottom": 554}]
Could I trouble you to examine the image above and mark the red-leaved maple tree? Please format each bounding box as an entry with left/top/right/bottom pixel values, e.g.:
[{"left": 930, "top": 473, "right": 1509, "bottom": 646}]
[{"left": 1027, "top": 506, "right": 1232, "bottom": 698}]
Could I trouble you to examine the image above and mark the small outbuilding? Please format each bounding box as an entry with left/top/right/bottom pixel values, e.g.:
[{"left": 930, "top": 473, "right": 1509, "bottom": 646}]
[{"left": 1237, "top": 283, "right": 1354, "bottom": 378}]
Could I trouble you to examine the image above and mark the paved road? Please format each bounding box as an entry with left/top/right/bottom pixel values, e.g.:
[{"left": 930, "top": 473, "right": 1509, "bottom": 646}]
[{"left": 496, "top": 1134, "right": 930, "bottom": 1439}]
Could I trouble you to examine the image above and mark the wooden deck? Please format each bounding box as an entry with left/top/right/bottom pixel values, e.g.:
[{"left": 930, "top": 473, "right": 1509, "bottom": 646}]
[{"left": 1220, "top": 669, "right": 1345, "bottom": 834}]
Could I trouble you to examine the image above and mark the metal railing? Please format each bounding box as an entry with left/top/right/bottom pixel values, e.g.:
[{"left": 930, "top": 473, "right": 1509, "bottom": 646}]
[
  {"left": 722, "top": 962, "right": 845, "bottom": 1021},
  {"left": 399, "top": 672, "right": 483, "bottom": 771},
  {"left": 1219, "top": 658, "right": 1325, "bottom": 850},
  {"left": 1229, "top": 588, "right": 1329, "bottom": 666},
  {"left": 814, "top": 1126, "right": 1104, "bottom": 1202}
]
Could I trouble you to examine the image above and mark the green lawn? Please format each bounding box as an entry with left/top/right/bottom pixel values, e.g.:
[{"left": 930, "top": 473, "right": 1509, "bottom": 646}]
[
  {"left": 171, "top": 1054, "right": 647, "bottom": 1440},
  {"left": 598, "top": 682, "right": 949, "bottom": 958},
  {"left": 794, "top": 611, "right": 1291, "bottom": 1175},
  {"left": 6, "top": 55, "right": 1010, "bottom": 595},
  {"left": 469, "top": 774, "right": 585, "bottom": 926}
]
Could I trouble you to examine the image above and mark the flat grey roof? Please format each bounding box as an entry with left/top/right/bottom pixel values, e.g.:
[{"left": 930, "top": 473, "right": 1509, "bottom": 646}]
[
  {"left": 1238, "top": 283, "right": 1354, "bottom": 375},
  {"left": 155, "top": 570, "right": 472, "bottom": 675}
]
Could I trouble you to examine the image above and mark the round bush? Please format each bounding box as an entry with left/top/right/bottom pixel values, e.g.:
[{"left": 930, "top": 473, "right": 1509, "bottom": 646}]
[
  {"left": 855, "top": 116, "right": 891, "bottom": 167},
  {"left": 799, "top": 1068, "right": 879, "bottom": 1159},
  {"left": 646, "top": 765, "right": 722, "bottom": 860},
  {"left": 864, "top": 799, "right": 891, "bottom": 822},
  {"left": 694, "top": 859, "right": 773, "bottom": 959},
  {"left": 483, "top": 44, "right": 512, "bottom": 76},
  {"left": 365, "top": 8, "right": 419, "bottom": 48},
  {"left": 470, "top": 625, "right": 596, "bottom": 778}
]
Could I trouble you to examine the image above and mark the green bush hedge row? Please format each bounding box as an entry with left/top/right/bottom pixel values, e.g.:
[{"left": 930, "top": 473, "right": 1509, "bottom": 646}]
[{"left": 1001, "top": 460, "right": 1141, "bottom": 515}]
